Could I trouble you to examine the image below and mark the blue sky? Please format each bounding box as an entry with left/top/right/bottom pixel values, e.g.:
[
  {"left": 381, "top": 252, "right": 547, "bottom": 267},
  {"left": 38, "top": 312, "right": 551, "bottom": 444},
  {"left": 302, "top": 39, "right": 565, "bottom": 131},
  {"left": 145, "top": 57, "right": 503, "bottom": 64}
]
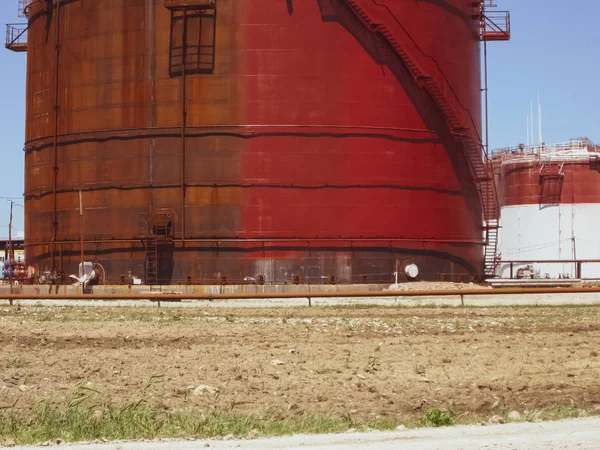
[
  {"left": 486, "top": 1, "right": 600, "bottom": 149},
  {"left": 0, "top": 0, "right": 599, "bottom": 235}
]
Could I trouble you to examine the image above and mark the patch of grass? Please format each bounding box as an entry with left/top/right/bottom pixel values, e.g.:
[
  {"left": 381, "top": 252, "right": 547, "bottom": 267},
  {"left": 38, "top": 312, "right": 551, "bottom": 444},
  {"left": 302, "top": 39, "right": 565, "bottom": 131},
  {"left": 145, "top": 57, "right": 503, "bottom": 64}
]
[
  {"left": 1, "top": 395, "right": 598, "bottom": 446},
  {"left": 519, "top": 405, "right": 590, "bottom": 422},
  {"left": 0, "top": 400, "right": 399, "bottom": 446},
  {"left": 422, "top": 408, "right": 454, "bottom": 427}
]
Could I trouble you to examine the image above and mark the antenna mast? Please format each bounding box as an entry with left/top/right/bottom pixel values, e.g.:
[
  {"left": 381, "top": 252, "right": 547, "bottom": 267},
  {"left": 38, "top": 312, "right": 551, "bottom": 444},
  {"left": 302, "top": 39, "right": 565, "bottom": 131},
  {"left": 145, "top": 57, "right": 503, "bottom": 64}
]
[{"left": 538, "top": 91, "right": 543, "bottom": 148}]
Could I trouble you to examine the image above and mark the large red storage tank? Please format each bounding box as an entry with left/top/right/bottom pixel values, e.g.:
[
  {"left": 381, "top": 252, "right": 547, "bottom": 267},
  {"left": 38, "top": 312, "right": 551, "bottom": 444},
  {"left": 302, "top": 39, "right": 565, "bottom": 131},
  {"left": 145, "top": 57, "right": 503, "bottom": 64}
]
[{"left": 23, "top": 0, "right": 488, "bottom": 284}]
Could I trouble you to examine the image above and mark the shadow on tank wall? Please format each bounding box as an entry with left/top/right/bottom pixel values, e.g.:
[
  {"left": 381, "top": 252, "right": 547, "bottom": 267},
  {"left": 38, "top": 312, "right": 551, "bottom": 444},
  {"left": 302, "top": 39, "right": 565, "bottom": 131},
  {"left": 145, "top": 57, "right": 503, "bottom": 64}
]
[{"left": 318, "top": 0, "right": 481, "bottom": 232}]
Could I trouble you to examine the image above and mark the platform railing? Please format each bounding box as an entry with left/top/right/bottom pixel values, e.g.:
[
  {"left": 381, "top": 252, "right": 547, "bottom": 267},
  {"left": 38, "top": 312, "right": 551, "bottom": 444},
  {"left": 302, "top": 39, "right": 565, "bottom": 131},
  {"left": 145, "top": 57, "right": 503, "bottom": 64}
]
[
  {"left": 492, "top": 139, "right": 600, "bottom": 165},
  {"left": 5, "top": 23, "right": 28, "bottom": 52},
  {"left": 481, "top": 10, "right": 511, "bottom": 41}
]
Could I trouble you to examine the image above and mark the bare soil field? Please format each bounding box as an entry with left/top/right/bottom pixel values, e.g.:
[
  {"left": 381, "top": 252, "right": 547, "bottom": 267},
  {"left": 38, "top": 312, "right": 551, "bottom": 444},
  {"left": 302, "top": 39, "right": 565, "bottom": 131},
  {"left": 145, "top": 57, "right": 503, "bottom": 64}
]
[{"left": 1, "top": 305, "right": 600, "bottom": 428}]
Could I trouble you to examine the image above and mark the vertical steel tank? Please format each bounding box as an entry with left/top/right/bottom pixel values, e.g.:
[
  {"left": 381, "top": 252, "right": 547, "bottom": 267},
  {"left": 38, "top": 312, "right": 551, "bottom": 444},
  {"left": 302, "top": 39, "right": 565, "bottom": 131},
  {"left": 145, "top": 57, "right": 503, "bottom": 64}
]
[
  {"left": 493, "top": 139, "right": 600, "bottom": 279},
  {"left": 24, "top": 0, "right": 486, "bottom": 284}
]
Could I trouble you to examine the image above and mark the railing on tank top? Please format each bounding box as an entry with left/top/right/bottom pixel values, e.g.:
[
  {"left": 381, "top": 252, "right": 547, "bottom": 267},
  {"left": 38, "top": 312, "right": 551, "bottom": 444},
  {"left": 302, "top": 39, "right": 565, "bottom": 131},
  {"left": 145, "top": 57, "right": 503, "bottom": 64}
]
[{"left": 492, "top": 139, "right": 600, "bottom": 166}]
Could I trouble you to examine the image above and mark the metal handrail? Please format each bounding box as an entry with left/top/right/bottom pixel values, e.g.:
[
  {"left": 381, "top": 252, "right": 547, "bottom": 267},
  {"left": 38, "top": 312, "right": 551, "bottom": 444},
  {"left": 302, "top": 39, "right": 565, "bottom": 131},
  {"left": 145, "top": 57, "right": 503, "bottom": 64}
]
[
  {"left": 5, "top": 23, "right": 28, "bottom": 47},
  {"left": 497, "top": 150, "right": 600, "bottom": 166},
  {"left": 494, "top": 139, "right": 596, "bottom": 154},
  {"left": 18, "top": 0, "right": 30, "bottom": 17},
  {"left": 18, "top": 0, "right": 39, "bottom": 18},
  {"left": 482, "top": 10, "right": 510, "bottom": 37},
  {"left": 492, "top": 139, "right": 600, "bottom": 165}
]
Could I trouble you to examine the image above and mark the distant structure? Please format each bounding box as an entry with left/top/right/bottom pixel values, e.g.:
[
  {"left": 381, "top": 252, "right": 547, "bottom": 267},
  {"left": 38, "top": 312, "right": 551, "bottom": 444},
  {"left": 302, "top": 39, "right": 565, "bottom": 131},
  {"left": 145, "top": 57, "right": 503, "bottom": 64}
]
[
  {"left": 7, "top": 0, "right": 509, "bottom": 284},
  {"left": 1, "top": 239, "right": 25, "bottom": 265},
  {"left": 492, "top": 138, "right": 600, "bottom": 279},
  {"left": 1, "top": 238, "right": 26, "bottom": 284}
]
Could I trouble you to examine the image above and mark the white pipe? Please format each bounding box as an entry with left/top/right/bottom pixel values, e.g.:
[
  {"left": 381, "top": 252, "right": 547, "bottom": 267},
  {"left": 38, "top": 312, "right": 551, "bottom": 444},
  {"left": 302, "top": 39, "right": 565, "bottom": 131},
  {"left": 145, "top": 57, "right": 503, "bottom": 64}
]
[
  {"left": 530, "top": 101, "right": 534, "bottom": 147},
  {"left": 538, "top": 91, "right": 543, "bottom": 147}
]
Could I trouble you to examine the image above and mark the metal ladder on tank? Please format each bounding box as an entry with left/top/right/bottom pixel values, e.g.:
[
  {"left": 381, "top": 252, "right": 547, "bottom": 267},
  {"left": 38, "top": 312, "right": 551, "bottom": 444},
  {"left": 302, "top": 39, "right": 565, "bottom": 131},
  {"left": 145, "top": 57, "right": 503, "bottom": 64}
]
[
  {"left": 139, "top": 213, "right": 159, "bottom": 285},
  {"left": 334, "top": 0, "right": 505, "bottom": 278},
  {"left": 140, "top": 212, "right": 175, "bottom": 285},
  {"left": 145, "top": 238, "right": 159, "bottom": 285},
  {"left": 482, "top": 178, "right": 500, "bottom": 279}
]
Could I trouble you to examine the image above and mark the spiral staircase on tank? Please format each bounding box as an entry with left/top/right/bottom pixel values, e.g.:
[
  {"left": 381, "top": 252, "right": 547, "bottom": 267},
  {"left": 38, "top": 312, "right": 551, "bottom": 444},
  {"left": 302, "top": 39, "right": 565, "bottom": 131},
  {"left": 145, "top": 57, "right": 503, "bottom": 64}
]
[{"left": 321, "top": 0, "right": 510, "bottom": 279}]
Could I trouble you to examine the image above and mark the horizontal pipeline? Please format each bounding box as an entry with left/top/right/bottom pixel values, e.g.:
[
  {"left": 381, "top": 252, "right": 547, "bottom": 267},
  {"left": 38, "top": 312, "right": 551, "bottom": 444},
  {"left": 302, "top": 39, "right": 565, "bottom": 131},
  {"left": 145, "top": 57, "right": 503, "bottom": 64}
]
[{"left": 2, "top": 287, "right": 600, "bottom": 301}]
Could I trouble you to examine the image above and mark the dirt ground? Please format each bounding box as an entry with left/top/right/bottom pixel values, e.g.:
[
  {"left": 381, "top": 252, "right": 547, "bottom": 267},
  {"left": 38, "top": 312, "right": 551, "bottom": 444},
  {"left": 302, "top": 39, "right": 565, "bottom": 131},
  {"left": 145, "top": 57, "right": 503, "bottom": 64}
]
[{"left": 1, "top": 305, "right": 600, "bottom": 420}]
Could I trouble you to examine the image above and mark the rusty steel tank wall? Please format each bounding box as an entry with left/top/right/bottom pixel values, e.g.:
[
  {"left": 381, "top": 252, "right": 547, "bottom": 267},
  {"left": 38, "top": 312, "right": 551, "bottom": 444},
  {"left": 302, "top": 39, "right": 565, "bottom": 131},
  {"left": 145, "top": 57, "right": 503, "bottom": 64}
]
[{"left": 24, "top": 0, "right": 484, "bottom": 284}]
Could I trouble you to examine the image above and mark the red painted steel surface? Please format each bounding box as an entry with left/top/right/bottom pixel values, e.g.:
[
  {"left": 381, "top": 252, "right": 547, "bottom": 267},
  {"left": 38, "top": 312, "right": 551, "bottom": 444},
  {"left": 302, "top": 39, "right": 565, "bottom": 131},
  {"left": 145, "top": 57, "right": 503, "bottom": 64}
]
[
  {"left": 497, "top": 162, "right": 600, "bottom": 207},
  {"left": 24, "top": 0, "right": 484, "bottom": 284}
]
